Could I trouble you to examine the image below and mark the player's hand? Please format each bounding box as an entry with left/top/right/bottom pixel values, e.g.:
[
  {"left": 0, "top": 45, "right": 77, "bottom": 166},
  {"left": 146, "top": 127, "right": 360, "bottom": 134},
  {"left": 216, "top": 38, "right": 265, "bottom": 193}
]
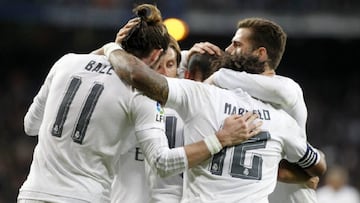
[
  {"left": 216, "top": 112, "right": 262, "bottom": 147},
  {"left": 90, "top": 18, "right": 141, "bottom": 55},
  {"left": 305, "top": 176, "right": 320, "bottom": 189},
  {"left": 187, "top": 42, "right": 223, "bottom": 60},
  {"left": 115, "top": 17, "right": 141, "bottom": 43}
]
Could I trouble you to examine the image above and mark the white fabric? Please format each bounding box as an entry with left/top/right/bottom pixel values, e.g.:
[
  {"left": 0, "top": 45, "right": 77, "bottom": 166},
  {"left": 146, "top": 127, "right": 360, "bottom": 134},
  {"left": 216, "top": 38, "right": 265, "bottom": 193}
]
[
  {"left": 317, "top": 185, "right": 360, "bottom": 203},
  {"left": 18, "top": 190, "right": 89, "bottom": 203},
  {"left": 111, "top": 108, "right": 184, "bottom": 203},
  {"left": 212, "top": 69, "right": 307, "bottom": 130},
  {"left": 110, "top": 145, "right": 150, "bottom": 203},
  {"left": 165, "top": 77, "right": 318, "bottom": 203},
  {"left": 103, "top": 42, "right": 123, "bottom": 59},
  {"left": 17, "top": 200, "right": 47, "bottom": 203},
  {"left": 145, "top": 108, "right": 184, "bottom": 203},
  {"left": 203, "top": 134, "right": 223, "bottom": 155},
  {"left": 212, "top": 68, "right": 318, "bottom": 203},
  {"left": 19, "top": 53, "right": 187, "bottom": 203}
]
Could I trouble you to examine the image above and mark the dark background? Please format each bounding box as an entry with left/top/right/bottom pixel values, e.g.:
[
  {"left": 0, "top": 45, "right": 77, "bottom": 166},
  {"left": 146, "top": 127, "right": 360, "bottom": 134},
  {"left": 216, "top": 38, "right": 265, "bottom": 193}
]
[{"left": 1, "top": 0, "right": 360, "bottom": 202}]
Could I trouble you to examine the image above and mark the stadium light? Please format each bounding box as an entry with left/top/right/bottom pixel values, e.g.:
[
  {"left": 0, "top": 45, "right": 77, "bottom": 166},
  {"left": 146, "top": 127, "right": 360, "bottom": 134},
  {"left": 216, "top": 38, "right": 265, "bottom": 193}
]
[{"left": 163, "top": 18, "right": 189, "bottom": 41}]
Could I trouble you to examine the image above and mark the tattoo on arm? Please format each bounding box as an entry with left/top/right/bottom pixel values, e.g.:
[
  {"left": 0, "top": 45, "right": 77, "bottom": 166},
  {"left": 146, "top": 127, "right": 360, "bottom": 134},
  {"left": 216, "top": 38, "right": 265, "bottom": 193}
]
[{"left": 110, "top": 50, "right": 169, "bottom": 105}]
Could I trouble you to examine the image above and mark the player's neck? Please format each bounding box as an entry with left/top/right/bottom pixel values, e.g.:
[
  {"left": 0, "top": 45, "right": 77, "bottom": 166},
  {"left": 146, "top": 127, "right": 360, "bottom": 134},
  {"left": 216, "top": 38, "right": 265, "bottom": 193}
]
[{"left": 262, "top": 66, "right": 275, "bottom": 76}]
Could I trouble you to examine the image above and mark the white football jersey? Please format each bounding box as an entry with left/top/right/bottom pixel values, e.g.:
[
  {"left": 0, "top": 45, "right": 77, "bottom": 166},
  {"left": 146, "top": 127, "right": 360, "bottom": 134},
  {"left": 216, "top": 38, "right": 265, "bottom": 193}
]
[
  {"left": 212, "top": 69, "right": 317, "bottom": 203},
  {"left": 110, "top": 145, "right": 150, "bottom": 203},
  {"left": 145, "top": 108, "right": 184, "bottom": 203},
  {"left": 111, "top": 108, "right": 184, "bottom": 203},
  {"left": 19, "top": 53, "right": 166, "bottom": 203},
  {"left": 165, "top": 78, "right": 320, "bottom": 203},
  {"left": 213, "top": 69, "right": 307, "bottom": 129}
]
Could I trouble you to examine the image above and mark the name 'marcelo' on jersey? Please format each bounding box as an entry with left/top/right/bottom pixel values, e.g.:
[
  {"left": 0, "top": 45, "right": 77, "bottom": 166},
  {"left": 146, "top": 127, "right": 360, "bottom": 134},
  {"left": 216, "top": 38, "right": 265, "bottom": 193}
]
[
  {"left": 165, "top": 77, "right": 320, "bottom": 203},
  {"left": 213, "top": 69, "right": 318, "bottom": 203}
]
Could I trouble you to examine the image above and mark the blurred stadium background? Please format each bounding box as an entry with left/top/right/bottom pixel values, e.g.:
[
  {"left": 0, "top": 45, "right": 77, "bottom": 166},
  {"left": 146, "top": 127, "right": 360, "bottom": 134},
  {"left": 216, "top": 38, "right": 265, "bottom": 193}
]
[{"left": 1, "top": 0, "right": 360, "bottom": 202}]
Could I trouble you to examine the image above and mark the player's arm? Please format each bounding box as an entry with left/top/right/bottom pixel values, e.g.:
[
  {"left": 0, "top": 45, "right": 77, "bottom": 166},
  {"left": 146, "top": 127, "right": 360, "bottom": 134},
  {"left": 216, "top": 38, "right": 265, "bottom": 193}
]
[
  {"left": 91, "top": 17, "right": 140, "bottom": 55},
  {"left": 302, "top": 147, "right": 327, "bottom": 177},
  {"left": 283, "top": 117, "right": 326, "bottom": 177},
  {"left": 181, "top": 42, "right": 283, "bottom": 104},
  {"left": 105, "top": 43, "right": 265, "bottom": 173},
  {"left": 278, "top": 159, "right": 312, "bottom": 183},
  {"left": 105, "top": 43, "right": 169, "bottom": 105},
  {"left": 136, "top": 110, "right": 262, "bottom": 177},
  {"left": 209, "top": 69, "right": 301, "bottom": 110},
  {"left": 284, "top": 127, "right": 327, "bottom": 178},
  {"left": 186, "top": 42, "right": 223, "bottom": 58},
  {"left": 277, "top": 159, "right": 320, "bottom": 189},
  {"left": 24, "top": 84, "right": 48, "bottom": 135},
  {"left": 179, "top": 42, "right": 222, "bottom": 78},
  {"left": 286, "top": 147, "right": 326, "bottom": 179},
  {"left": 186, "top": 112, "right": 262, "bottom": 168},
  {"left": 24, "top": 56, "right": 61, "bottom": 135}
]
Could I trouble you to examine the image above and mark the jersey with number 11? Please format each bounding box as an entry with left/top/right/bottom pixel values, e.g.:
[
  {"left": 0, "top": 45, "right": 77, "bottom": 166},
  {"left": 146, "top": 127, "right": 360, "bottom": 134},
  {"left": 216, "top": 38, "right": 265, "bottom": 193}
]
[{"left": 19, "top": 53, "right": 164, "bottom": 203}]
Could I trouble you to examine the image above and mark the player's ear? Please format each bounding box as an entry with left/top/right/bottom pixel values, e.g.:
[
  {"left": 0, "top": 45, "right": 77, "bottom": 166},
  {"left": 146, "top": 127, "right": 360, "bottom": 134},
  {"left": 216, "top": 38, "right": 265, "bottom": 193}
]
[
  {"left": 150, "top": 49, "right": 163, "bottom": 64},
  {"left": 257, "top": 47, "right": 267, "bottom": 61},
  {"left": 149, "top": 48, "right": 164, "bottom": 69}
]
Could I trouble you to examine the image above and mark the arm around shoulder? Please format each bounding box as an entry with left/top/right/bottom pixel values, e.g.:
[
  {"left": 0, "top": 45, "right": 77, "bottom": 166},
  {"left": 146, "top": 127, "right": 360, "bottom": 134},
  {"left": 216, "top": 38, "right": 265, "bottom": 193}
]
[
  {"left": 279, "top": 148, "right": 326, "bottom": 186},
  {"left": 304, "top": 148, "right": 327, "bottom": 177},
  {"left": 105, "top": 43, "right": 169, "bottom": 105}
]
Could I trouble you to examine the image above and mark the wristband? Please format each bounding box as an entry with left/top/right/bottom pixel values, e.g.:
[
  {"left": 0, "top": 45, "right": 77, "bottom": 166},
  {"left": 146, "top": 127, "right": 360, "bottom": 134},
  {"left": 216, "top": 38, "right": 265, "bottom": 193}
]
[
  {"left": 204, "top": 134, "right": 223, "bottom": 155},
  {"left": 103, "top": 42, "right": 123, "bottom": 59}
]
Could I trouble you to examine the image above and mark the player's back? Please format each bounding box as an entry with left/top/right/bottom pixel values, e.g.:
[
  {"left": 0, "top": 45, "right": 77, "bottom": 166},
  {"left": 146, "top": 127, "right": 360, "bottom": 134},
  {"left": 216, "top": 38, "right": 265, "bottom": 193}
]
[
  {"left": 212, "top": 69, "right": 315, "bottom": 203},
  {"left": 19, "top": 53, "right": 136, "bottom": 202},
  {"left": 212, "top": 69, "right": 307, "bottom": 129},
  {"left": 111, "top": 147, "right": 150, "bottom": 203},
  {"left": 165, "top": 78, "right": 311, "bottom": 203}
]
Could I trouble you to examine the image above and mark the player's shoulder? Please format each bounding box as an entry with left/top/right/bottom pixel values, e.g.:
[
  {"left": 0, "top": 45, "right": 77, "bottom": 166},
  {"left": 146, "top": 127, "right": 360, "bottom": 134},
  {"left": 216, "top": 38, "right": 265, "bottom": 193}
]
[
  {"left": 275, "top": 75, "right": 303, "bottom": 92},
  {"left": 131, "top": 91, "right": 159, "bottom": 107},
  {"left": 60, "top": 53, "right": 107, "bottom": 62},
  {"left": 58, "top": 53, "right": 85, "bottom": 61},
  {"left": 266, "top": 106, "right": 300, "bottom": 132},
  {"left": 167, "top": 77, "right": 211, "bottom": 91},
  {"left": 53, "top": 53, "right": 110, "bottom": 73},
  {"left": 275, "top": 75, "right": 300, "bottom": 86},
  {"left": 164, "top": 107, "right": 180, "bottom": 117},
  {"left": 56, "top": 53, "right": 104, "bottom": 62}
]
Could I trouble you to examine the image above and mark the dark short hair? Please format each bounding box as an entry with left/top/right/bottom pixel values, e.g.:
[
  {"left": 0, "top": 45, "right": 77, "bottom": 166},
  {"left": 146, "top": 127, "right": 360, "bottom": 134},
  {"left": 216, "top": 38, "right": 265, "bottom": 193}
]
[
  {"left": 121, "top": 4, "right": 170, "bottom": 59},
  {"left": 237, "top": 18, "right": 287, "bottom": 70},
  {"left": 214, "top": 52, "right": 265, "bottom": 74},
  {"left": 188, "top": 53, "right": 219, "bottom": 81}
]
